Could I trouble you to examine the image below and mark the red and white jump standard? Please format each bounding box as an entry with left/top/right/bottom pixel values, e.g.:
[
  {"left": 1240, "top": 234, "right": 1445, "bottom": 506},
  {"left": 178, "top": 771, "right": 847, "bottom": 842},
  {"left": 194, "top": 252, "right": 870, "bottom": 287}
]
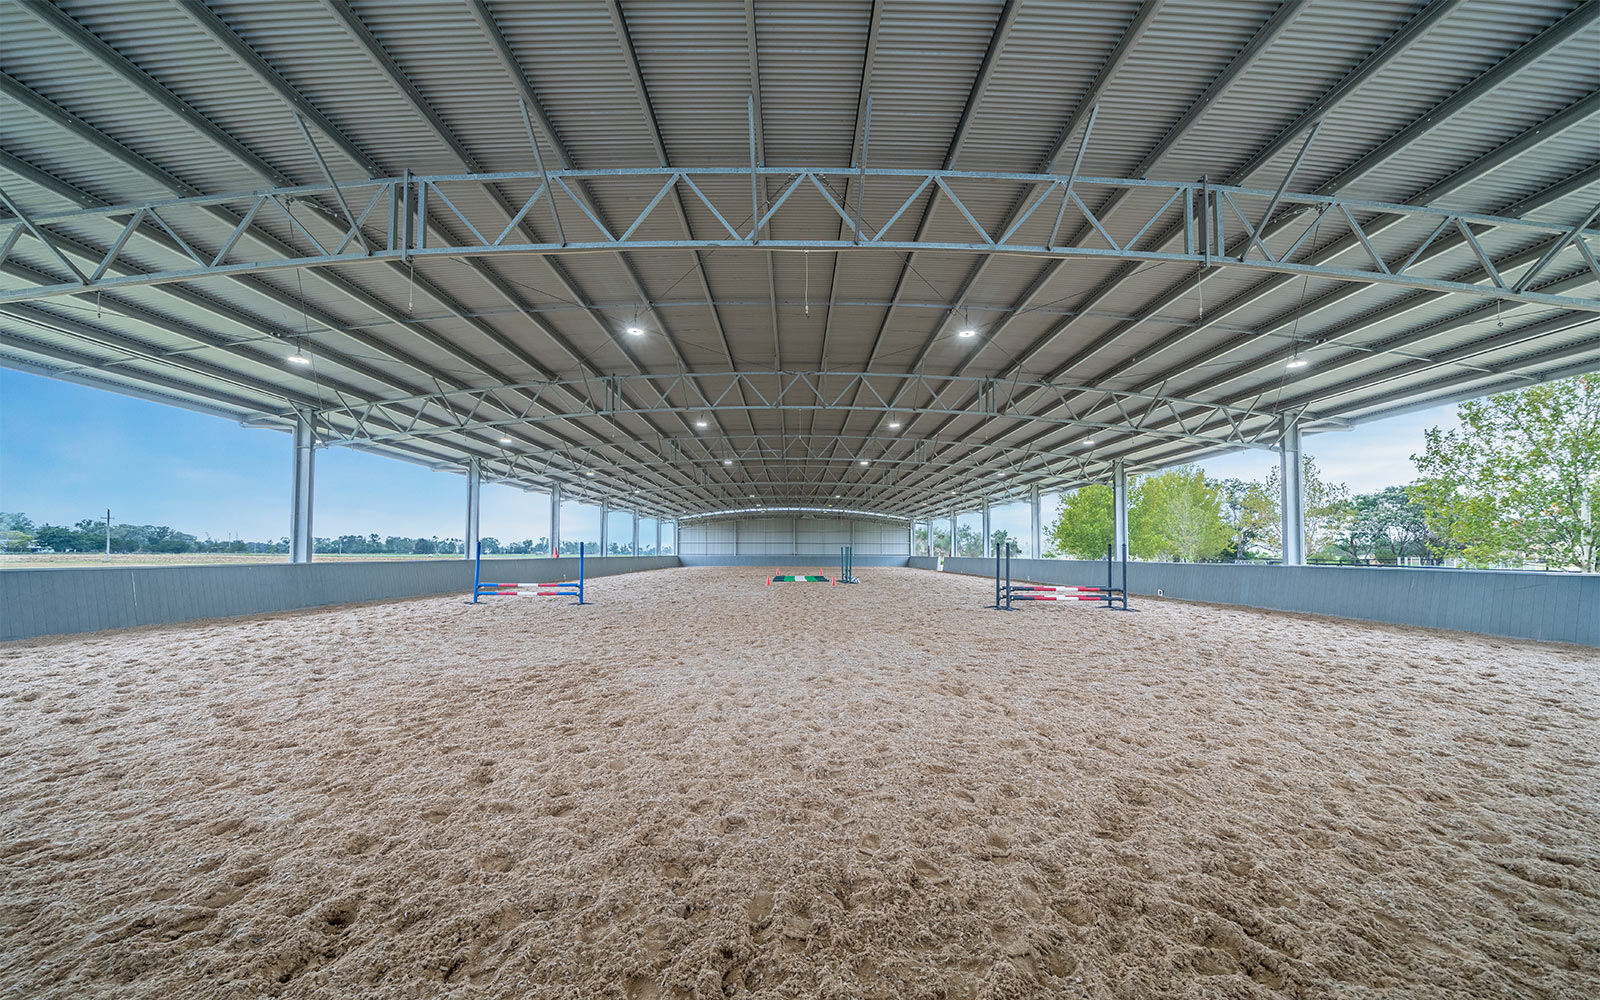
[{"left": 992, "top": 542, "right": 1132, "bottom": 612}]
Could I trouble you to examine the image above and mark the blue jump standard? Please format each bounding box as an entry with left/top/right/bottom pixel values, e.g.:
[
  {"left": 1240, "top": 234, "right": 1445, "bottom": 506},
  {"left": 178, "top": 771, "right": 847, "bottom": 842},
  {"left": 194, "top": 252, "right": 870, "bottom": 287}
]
[{"left": 469, "top": 542, "right": 588, "bottom": 604}]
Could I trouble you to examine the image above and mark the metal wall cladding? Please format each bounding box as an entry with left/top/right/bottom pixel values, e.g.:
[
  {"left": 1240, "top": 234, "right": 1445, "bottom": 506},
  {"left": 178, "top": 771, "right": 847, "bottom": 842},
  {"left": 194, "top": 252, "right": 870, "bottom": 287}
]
[
  {"left": 0, "top": 556, "right": 682, "bottom": 641},
  {"left": 912, "top": 556, "right": 1600, "bottom": 647},
  {"left": 678, "top": 514, "right": 911, "bottom": 555}
]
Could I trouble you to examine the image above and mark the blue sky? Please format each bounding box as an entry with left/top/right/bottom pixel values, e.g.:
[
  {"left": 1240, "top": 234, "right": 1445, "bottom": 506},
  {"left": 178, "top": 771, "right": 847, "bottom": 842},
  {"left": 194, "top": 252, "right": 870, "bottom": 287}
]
[{"left": 3, "top": 367, "right": 1458, "bottom": 543}]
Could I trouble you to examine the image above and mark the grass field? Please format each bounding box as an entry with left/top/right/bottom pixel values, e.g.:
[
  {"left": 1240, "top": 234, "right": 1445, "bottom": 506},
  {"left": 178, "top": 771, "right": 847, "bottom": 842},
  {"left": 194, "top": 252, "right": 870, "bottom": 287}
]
[{"left": 0, "top": 553, "right": 455, "bottom": 569}]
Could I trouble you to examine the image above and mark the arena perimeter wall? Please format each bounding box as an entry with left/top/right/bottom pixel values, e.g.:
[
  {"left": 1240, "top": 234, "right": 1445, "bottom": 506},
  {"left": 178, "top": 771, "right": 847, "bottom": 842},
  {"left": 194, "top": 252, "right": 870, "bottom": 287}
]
[
  {"left": 909, "top": 557, "right": 1599, "bottom": 647},
  {"left": 0, "top": 556, "right": 679, "bottom": 641}
]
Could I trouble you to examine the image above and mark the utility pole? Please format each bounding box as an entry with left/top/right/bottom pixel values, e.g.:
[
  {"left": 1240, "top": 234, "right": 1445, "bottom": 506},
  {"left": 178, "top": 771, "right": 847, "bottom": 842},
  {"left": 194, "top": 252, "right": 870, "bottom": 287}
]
[{"left": 104, "top": 508, "right": 111, "bottom": 561}]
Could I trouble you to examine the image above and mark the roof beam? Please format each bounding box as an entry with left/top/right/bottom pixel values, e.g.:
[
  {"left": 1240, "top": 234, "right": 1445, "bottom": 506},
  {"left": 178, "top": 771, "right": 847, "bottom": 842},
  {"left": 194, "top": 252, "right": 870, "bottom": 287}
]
[
  {"left": 462, "top": 0, "right": 748, "bottom": 476},
  {"left": 0, "top": 71, "right": 700, "bottom": 509},
  {"left": 868, "top": 3, "right": 1597, "bottom": 504}
]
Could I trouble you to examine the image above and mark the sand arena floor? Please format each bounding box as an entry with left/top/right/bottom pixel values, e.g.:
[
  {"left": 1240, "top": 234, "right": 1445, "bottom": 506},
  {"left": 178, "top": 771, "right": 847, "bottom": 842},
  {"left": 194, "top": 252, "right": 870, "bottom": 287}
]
[{"left": 2, "top": 565, "right": 1597, "bottom": 999}]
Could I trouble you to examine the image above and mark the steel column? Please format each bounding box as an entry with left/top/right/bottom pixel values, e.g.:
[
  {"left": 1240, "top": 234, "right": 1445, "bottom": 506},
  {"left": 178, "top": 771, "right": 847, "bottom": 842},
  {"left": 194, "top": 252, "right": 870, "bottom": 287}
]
[
  {"left": 1112, "top": 460, "right": 1128, "bottom": 563},
  {"left": 464, "top": 456, "right": 480, "bottom": 560},
  {"left": 631, "top": 509, "right": 640, "bottom": 556},
  {"left": 1029, "top": 484, "right": 1041, "bottom": 559},
  {"left": 290, "top": 412, "right": 314, "bottom": 564},
  {"left": 599, "top": 499, "right": 610, "bottom": 554},
  {"left": 981, "top": 499, "right": 991, "bottom": 557},
  {"left": 1280, "top": 417, "right": 1306, "bottom": 566},
  {"left": 655, "top": 516, "right": 662, "bottom": 556},
  {"left": 550, "top": 483, "right": 562, "bottom": 556},
  {"left": 949, "top": 514, "right": 958, "bottom": 556}
]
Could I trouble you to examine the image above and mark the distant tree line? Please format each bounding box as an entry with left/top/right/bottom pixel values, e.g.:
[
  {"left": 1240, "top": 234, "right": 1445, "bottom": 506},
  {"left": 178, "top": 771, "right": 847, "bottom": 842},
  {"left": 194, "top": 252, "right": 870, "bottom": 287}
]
[
  {"left": 1, "top": 519, "right": 662, "bottom": 558},
  {"left": 0, "top": 514, "right": 257, "bottom": 555}
]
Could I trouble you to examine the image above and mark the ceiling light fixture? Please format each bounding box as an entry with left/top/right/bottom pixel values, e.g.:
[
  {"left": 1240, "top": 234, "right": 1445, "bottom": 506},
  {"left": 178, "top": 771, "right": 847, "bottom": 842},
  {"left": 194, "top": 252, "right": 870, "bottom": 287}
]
[
  {"left": 957, "top": 328, "right": 976, "bottom": 339},
  {"left": 626, "top": 326, "right": 645, "bottom": 337},
  {"left": 287, "top": 353, "right": 311, "bottom": 365},
  {"left": 723, "top": 459, "right": 734, "bottom": 466},
  {"left": 888, "top": 421, "right": 902, "bottom": 429},
  {"left": 585, "top": 470, "right": 595, "bottom": 477},
  {"left": 695, "top": 419, "right": 708, "bottom": 429},
  {"left": 1286, "top": 357, "right": 1309, "bottom": 369},
  {"left": 859, "top": 459, "right": 869, "bottom": 466},
  {"left": 498, "top": 436, "right": 513, "bottom": 444}
]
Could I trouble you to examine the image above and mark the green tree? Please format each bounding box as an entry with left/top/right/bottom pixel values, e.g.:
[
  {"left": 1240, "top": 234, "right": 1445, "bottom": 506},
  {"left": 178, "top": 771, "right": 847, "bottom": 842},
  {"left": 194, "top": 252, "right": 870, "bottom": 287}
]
[
  {"left": 1131, "top": 466, "right": 1231, "bottom": 561},
  {"left": 1264, "top": 455, "right": 1353, "bottom": 559},
  {"left": 990, "top": 528, "right": 1013, "bottom": 555},
  {"left": 1411, "top": 373, "right": 1599, "bottom": 571},
  {"left": 1337, "top": 486, "right": 1434, "bottom": 564},
  {"left": 1216, "top": 478, "right": 1275, "bottom": 560},
  {"left": 955, "top": 522, "right": 982, "bottom": 557},
  {"left": 1047, "top": 484, "right": 1117, "bottom": 559}
]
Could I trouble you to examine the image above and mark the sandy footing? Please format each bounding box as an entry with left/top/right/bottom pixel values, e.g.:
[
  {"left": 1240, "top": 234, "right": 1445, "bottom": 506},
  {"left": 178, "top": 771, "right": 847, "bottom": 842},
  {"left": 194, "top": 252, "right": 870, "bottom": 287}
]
[{"left": 2, "top": 565, "right": 1597, "bottom": 998}]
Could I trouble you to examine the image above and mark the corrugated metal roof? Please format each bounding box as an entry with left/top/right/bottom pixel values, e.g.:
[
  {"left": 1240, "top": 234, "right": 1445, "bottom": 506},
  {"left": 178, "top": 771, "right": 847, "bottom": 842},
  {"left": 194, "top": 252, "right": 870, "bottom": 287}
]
[{"left": 2, "top": 0, "right": 1596, "bottom": 516}]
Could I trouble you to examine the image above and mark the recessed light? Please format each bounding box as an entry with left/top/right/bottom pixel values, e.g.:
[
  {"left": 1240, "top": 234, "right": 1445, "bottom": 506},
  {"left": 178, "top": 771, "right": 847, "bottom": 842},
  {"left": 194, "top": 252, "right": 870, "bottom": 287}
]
[
  {"left": 287, "top": 353, "right": 311, "bottom": 364},
  {"left": 625, "top": 326, "right": 645, "bottom": 337},
  {"left": 1286, "top": 358, "right": 1309, "bottom": 369},
  {"left": 957, "top": 328, "right": 976, "bottom": 339}
]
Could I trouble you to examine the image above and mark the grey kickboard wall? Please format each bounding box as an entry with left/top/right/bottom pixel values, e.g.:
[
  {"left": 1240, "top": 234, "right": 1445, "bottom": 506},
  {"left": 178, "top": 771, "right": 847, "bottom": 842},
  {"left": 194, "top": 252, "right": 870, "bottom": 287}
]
[
  {"left": 0, "top": 556, "right": 679, "bottom": 642},
  {"left": 909, "top": 556, "right": 1600, "bottom": 647}
]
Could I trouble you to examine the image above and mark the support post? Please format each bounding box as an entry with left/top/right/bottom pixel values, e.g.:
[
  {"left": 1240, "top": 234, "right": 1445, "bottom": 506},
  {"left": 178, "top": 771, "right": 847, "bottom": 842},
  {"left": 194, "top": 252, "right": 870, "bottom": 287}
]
[
  {"left": 949, "top": 514, "right": 958, "bottom": 557},
  {"left": 1112, "top": 460, "right": 1128, "bottom": 566},
  {"left": 631, "top": 509, "right": 640, "bottom": 557},
  {"left": 464, "top": 457, "right": 480, "bottom": 560},
  {"left": 599, "top": 499, "right": 610, "bottom": 555},
  {"left": 550, "top": 483, "right": 562, "bottom": 557},
  {"left": 290, "top": 412, "right": 315, "bottom": 564},
  {"left": 981, "top": 499, "right": 991, "bottom": 558},
  {"left": 1029, "top": 484, "right": 1042, "bottom": 559},
  {"left": 656, "top": 516, "right": 662, "bottom": 557},
  {"left": 1280, "top": 416, "right": 1306, "bottom": 566},
  {"left": 906, "top": 521, "right": 914, "bottom": 556}
]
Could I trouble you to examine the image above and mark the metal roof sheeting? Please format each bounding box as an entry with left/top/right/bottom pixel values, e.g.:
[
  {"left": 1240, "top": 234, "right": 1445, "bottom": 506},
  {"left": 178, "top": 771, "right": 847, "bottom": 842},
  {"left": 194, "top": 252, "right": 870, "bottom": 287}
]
[{"left": 2, "top": 0, "right": 1596, "bottom": 516}]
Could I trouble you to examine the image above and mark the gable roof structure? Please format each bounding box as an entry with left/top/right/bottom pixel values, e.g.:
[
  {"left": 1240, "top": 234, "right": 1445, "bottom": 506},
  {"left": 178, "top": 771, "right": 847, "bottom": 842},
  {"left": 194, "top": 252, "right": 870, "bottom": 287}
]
[{"left": 2, "top": 0, "right": 1597, "bottom": 519}]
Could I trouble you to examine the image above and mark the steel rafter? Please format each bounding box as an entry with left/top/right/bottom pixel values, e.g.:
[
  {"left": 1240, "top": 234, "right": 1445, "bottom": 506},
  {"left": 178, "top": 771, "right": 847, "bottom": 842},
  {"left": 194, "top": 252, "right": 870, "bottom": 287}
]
[
  {"left": 881, "top": 166, "right": 1600, "bottom": 503},
  {"left": 11, "top": 4, "right": 723, "bottom": 510},
  {"left": 5, "top": 167, "right": 1594, "bottom": 312},
  {"left": 860, "top": 2, "right": 1600, "bottom": 505},
  {"left": 300, "top": 370, "right": 1334, "bottom": 459}
]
